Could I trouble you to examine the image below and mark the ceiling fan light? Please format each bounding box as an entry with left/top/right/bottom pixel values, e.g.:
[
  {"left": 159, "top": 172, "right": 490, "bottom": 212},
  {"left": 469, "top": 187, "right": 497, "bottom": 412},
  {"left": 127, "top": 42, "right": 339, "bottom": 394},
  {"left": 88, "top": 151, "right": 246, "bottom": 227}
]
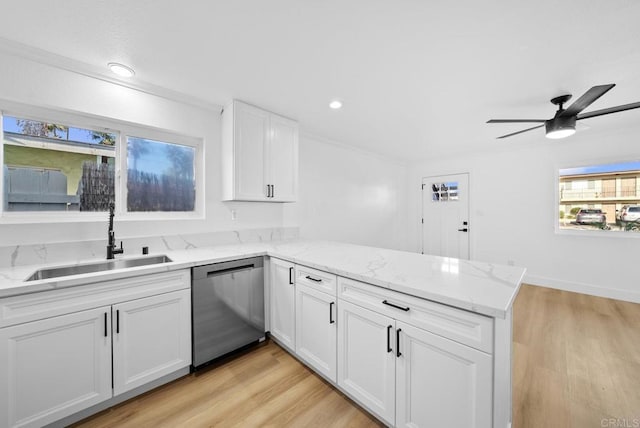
[
  {"left": 545, "top": 116, "right": 576, "bottom": 139},
  {"left": 546, "top": 128, "right": 576, "bottom": 139}
]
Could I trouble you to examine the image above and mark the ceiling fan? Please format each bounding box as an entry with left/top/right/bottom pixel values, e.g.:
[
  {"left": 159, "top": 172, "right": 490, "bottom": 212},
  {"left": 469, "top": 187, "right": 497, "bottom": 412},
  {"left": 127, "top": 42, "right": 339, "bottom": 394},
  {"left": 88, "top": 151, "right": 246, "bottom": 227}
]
[{"left": 487, "top": 84, "right": 640, "bottom": 139}]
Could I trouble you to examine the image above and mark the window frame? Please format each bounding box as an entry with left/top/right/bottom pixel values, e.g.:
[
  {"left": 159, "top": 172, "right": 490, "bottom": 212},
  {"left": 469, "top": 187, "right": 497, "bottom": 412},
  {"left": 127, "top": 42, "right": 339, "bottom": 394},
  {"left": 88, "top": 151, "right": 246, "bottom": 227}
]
[{"left": 0, "top": 101, "right": 204, "bottom": 223}]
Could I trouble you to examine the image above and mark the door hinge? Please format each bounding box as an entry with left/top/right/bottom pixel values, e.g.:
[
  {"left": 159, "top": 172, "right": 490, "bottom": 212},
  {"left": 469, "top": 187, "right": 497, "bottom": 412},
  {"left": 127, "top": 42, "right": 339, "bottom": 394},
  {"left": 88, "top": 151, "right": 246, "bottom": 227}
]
[{"left": 421, "top": 183, "right": 425, "bottom": 190}]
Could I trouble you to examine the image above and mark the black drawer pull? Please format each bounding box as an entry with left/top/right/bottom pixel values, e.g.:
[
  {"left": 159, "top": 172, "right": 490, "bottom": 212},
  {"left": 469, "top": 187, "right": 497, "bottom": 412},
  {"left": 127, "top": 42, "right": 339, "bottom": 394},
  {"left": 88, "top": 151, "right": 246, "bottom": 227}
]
[
  {"left": 116, "top": 310, "right": 120, "bottom": 334},
  {"left": 289, "top": 267, "right": 294, "bottom": 285},
  {"left": 104, "top": 312, "right": 108, "bottom": 337},
  {"left": 305, "top": 275, "right": 322, "bottom": 282},
  {"left": 329, "top": 302, "right": 335, "bottom": 324},
  {"left": 396, "top": 328, "right": 402, "bottom": 358},
  {"left": 382, "top": 300, "right": 410, "bottom": 312},
  {"left": 387, "top": 325, "right": 393, "bottom": 353}
]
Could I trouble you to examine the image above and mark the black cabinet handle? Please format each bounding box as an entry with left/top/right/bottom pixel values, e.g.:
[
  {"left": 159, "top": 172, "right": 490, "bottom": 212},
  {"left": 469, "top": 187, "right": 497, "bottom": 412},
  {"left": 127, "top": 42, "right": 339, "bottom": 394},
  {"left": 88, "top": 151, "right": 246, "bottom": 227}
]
[
  {"left": 387, "top": 325, "right": 393, "bottom": 353},
  {"left": 396, "top": 328, "right": 402, "bottom": 357},
  {"left": 104, "top": 312, "right": 108, "bottom": 337},
  {"left": 305, "top": 275, "right": 322, "bottom": 282},
  {"left": 329, "top": 302, "right": 335, "bottom": 324},
  {"left": 382, "top": 300, "right": 410, "bottom": 312},
  {"left": 116, "top": 310, "right": 120, "bottom": 334},
  {"left": 458, "top": 228, "right": 468, "bottom": 232},
  {"left": 266, "top": 184, "right": 271, "bottom": 198},
  {"left": 289, "top": 267, "right": 294, "bottom": 285},
  {"left": 272, "top": 184, "right": 275, "bottom": 198}
]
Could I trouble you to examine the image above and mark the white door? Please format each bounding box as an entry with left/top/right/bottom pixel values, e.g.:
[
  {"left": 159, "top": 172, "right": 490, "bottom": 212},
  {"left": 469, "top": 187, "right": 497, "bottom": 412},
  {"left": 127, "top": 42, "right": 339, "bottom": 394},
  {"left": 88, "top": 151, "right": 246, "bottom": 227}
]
[
  {"left": 395, "top": 321, "right": 493, "bottom": 428},
  {"left": 112, "top": 289, "right": 191, "bottom": 396},
  {"left": 337, "top": 300, "right": 396, "bottom": 426},
  {"left": 269, "top": 258, "right": 296, "bottom": 351},
  {"left": 422, "top": 173, "right": 470, "bottom": 259},
  {"left": 234, "top": 101, "right": 270, "bottom": 200},
  {"left": 295, "top": 283, "right": 337, "bottom": 382},
  {"left": 0, "top": 307, "right": 112, "bottom": 428},
  {"left": 268, "top": 114, "right": 298, "bottom": 202}
]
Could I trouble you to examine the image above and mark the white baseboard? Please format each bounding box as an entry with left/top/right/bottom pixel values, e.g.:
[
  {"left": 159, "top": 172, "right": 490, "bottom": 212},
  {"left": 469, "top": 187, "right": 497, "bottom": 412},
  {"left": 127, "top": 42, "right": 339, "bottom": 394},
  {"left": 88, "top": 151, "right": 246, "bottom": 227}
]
[{"left": 525, "top": 274, "right": 640, "bottom": 303}]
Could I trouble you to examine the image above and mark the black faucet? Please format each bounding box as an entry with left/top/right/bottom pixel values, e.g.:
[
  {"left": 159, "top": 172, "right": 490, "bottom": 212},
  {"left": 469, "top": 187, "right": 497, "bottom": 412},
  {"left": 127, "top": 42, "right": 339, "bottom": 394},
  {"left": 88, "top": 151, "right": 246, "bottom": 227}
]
[{"left": 107, "top": 203, "right": 124, "bottom": 259}]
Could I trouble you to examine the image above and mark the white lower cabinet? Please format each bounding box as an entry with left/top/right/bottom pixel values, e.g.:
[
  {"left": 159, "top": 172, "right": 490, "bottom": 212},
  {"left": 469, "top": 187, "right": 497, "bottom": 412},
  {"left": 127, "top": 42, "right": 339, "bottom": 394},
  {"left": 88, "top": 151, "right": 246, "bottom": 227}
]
[
  {"left": 0, "top": 306, "right": 113, "bottom": 428},
  {"left": 337, "top": 299, "right": 396, "bottom": 426},
  {"left": 269, "top": 258, "right": 296, "bottom": 351},
  {"left": 395, "top": 321, "right": 493, "bottom": 428},
  {"left": 0, "top": 270, "right": 192, "bottom": 428},
  {"left": 295, "top": 283, "right": 337, "bottom": 382},
  {"left": 112, "top": 289, "right": 191, "bottom": 396},
  {"left": 270, "top": 264, "right": 498, "bottom": 428}
]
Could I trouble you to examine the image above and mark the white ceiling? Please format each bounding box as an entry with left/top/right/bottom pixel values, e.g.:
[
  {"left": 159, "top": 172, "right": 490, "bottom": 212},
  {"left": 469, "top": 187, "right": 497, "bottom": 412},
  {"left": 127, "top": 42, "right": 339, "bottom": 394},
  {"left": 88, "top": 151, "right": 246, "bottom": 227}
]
[{"left": 1, "top": 0, "right": 640, "bottom": 161}]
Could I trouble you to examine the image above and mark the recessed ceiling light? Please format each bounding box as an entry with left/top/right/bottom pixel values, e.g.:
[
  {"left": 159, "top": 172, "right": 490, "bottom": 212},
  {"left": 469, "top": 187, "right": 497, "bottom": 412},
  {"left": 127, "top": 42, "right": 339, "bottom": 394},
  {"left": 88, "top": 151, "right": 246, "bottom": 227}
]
[
  {"left": 108, "top": 62, "right": 135, "bottom": 78},
  {"left": 329, "top": 100, "right": 343, "bottom": 109}
]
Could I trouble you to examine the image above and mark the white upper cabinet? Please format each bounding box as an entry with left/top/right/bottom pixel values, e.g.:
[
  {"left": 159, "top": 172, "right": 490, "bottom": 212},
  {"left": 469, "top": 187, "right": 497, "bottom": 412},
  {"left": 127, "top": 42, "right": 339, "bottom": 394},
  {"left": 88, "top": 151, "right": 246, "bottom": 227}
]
[{"left": 222, "top": 100, "right": 298, "bottom": 202}]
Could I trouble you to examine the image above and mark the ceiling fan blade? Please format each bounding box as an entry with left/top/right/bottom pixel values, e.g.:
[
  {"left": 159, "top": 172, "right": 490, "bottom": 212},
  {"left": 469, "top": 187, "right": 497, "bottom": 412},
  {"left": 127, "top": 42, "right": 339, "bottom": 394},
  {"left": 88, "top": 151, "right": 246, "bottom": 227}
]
[
  {"left": 577, "top": 101, "right": 640, "bottom": 120},
  {"left": 560, "top": 84, "right": 615, "bottom": 117},
  {"left": 487, "top": 119, "right": 546, "bottom": 123},
  {"left": 496, "top": 124, "right": 544, "bottom": 139}
]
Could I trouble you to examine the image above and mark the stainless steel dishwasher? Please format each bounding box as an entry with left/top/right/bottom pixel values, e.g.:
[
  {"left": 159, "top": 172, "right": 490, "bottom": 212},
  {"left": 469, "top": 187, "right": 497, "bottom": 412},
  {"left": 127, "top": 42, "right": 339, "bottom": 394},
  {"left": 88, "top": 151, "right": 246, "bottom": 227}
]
[{"left": 191, "top": 256, "right": 265, "bottom": 369}]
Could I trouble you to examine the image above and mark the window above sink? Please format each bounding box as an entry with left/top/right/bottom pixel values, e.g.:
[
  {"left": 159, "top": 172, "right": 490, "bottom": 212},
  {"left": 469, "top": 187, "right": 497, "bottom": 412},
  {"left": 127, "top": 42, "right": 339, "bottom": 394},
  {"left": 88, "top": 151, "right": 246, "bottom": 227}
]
[{"left": 0, "top": 102, "right": 204, "bottom": 222}]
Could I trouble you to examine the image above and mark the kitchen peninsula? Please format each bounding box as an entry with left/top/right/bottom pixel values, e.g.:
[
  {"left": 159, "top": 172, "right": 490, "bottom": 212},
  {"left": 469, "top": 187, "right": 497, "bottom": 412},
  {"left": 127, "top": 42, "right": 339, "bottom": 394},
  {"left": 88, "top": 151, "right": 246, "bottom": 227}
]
[{"left": 0, "top": 239, "right": 525, "bottom": 428}]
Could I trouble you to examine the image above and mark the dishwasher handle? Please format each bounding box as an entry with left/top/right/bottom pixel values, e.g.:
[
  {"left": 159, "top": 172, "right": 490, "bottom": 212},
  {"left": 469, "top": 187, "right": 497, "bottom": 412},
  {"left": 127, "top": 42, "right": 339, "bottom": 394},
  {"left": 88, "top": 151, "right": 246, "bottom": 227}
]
[{"left": 205, "top": 264, "right": 255, "bottom": 277}]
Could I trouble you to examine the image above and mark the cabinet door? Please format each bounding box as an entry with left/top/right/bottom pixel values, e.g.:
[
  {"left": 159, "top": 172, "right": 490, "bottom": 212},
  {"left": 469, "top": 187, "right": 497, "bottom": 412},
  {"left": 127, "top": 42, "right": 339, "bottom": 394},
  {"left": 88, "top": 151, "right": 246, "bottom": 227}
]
[
  {"left": 396, "top": 321, "right": 493, "bottom": 428},
  {"left": 269, "top": 258, "right": 296, "bottom": 351},
  {"left": 233, "top": 101, "right": 270, "bottom": 200},
  {"left": 0, "top": 307, "right": 112, "bottom": 428},
  {"left": 337, "top": 299, "right": 395, "bottom": 426},
  {"left": 267, "top": 114, "right": 298, "bottom": 202},
  {"left": 112, "top": 289, "right": 191, "bottom": 396},
  {"left": 295, "top": 283, "right": 337, "bottom": 382}
]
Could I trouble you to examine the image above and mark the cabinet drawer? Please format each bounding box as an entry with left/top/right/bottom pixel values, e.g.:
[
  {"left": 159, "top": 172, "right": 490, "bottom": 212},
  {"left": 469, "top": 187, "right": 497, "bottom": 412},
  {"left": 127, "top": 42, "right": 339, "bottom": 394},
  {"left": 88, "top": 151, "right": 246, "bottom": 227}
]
[
  {"left": 337, "top": 277, "right": 493, "bottom": 353},
  {"left": 296, "top": 265, "right": 337, "bottom": 295},
  {"left": 0, "top": 270, "right": 191, "bottom": 328}
]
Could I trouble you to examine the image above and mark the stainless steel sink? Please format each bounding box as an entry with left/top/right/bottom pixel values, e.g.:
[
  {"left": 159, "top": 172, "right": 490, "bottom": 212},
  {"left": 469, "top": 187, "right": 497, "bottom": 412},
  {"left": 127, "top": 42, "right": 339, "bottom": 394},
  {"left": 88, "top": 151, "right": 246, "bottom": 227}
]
[{"left": 25, "top": 255, "right": 173, "bottom": 281}]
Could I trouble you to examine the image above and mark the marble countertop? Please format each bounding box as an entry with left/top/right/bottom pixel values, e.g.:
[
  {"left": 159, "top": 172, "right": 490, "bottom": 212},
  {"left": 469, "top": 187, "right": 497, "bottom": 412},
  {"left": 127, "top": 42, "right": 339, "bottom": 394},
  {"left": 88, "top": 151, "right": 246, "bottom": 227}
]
[{"left": 0, "top": 240, "right": 526, "bottom": 318}]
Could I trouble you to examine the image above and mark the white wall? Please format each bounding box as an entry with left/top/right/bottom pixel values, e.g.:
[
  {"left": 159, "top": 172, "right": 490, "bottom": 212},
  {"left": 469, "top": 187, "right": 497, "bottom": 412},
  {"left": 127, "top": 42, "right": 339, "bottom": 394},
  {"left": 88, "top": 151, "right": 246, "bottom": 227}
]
[
  {"left": 407, "top": 125, "right": 640, "bottom": 302},
  {"left": 0, "top": 50, "right": 285, "bottom": 246},
  {"left": 284, "top": 134, "right": 408, "bottom": 251}
]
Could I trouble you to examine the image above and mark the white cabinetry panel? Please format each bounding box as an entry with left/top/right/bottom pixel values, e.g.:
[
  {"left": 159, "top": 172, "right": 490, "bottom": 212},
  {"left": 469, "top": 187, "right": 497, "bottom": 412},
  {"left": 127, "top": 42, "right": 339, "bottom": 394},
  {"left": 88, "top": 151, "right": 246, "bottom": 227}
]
[
  {"left": 233, "top": 102, "right": 269, "bottom": 200},
  {"left": 269, "top": 258, "right": 296, "bottom": 351},
  {"left": 337, "top": 299, "right": 395, "bottom": 426},
  {"left": 0, "top": 307, "right": 112, "bottom": 428},
  {"left": 268, "top": 114, "right": 298, "bottom": 201},
  {"left": 396, "top": 321, "right": 493, "bottom": 428},
  {"left": 295, "top": 283, "right": 336, "bottom": 382},
  {"left": 112, "top": 289, "right": 191, "bottom": 396}
]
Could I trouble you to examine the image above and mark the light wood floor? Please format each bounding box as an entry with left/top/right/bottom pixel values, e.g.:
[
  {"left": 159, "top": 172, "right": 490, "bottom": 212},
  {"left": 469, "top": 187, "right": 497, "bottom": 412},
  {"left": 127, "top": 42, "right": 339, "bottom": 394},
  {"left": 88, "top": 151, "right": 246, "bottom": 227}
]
[
  {"left": 73, "top": 284, "right": 640, "bottom": 428},
  {"left": 513, "top": 284, "right": 640, "bottom": 428}
]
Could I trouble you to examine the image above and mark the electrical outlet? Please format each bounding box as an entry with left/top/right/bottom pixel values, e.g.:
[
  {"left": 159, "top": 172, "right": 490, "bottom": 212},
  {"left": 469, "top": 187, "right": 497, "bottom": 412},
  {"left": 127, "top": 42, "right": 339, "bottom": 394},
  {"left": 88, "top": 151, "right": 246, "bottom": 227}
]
[
  {"left": 507, "top": 260, "right": 515, "bottom": 266},
  {"left": 231, "top": 209, "right": 237, "bottom": 220}
]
